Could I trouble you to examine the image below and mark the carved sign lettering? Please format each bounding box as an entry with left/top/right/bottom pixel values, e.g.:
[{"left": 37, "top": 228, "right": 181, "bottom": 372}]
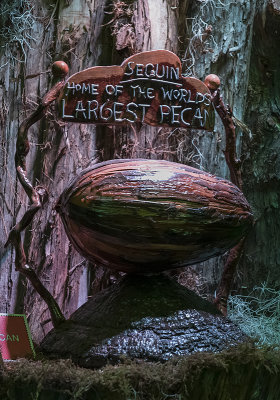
[
  {"left": 58, "top": 50, "right": 215, "bottom": 130},
  {"left": 0, "top": 314, "right": 35, "bottom": 360}
]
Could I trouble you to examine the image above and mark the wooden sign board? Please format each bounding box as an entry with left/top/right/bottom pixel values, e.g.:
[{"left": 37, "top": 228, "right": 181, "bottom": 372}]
[
  {"left": 58, "top": 50, "right": 215, "bottom": 130},
  {"left": 0, "top": 314, "right": 35, "bottom": 360}
]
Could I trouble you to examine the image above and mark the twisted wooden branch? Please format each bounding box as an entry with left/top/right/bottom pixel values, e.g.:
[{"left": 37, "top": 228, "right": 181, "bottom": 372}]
[
  {"left": 0, "top": 350, "right": 4, "bottom": 370},
  {"left": 5, "top": 62, "right": 69, "bottom": 328},
  {"left": 211, "top": 91, "right": 242, "bottom": 190},
  {"left": 204, "top": 74, "right": 245, "bottom": 315}
]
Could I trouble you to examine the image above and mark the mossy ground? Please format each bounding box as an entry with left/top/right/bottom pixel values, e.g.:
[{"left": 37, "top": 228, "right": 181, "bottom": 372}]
[{"left": 1, "top": 344, "right": 280, "bottom": 400}]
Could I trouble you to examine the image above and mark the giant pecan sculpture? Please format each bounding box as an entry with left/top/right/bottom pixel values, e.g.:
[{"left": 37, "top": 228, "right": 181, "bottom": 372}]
[
  {"left": 56, "top": 159, "right": 253, "bottom": 274},
  {"left": 5, "top": 52, "right": 253, "bottom": 326}
]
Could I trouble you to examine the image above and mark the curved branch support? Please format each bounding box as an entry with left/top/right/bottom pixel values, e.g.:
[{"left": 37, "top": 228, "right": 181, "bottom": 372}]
[
  {"left": 205, "top": 74, "right": 245, "bottom": 315},
  {"left": 13, "top": 230, "right": 65, "bottom": 328},
  {"left": 213, "top": 239, "right": 245, "bottom": 315},
  {"left": 5, "top": 61, "right": 69, "bottom": 328},
  {"left": 210, "top": 89, "right": 242, "bottom": 190}
]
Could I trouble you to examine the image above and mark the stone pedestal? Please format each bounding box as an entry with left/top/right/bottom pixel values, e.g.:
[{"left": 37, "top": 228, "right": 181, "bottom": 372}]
[{"left": 41, "top": 275, "right": 247, "bottom": 368}]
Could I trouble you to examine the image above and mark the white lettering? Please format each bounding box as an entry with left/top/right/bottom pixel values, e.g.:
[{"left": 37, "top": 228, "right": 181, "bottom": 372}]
[
  {"left": 75, "top": 101, "right": 86, "bottom": 119},
  {"left": 135, "top": 64, "right": 144, "bottom": 77},
  {"left": 91, "top": 84, "right": 99, "bottom": 95},
  {"left": 124, "top": 61, "right": 134, "bottom": 76},
  {"left": 100, "top": 101, "right": 113, "bottom": 121},
  {"left": 88, "top": 100, "right": 98, "bottom": 120},
  {"left": 161, "top": 87, "right": 173, "bottom": 101},
  {"left": 105, "top": 84, "right": 115, "bottom": 96},
  {"left": 138, "top": 104, "right": 150, "bottom": 122},
  {"left": 160, "top": 105, "right": 171, "bottom": 123},
  {"left": 144, "top": 63, "right": 155, "bottom": 78},
  {"left": 181, "top": 108, "right": 192, "bottom": 126},
  {"left": 67, "top": 81, "right": 76, "bottom": 95},
  {"left": 62, "top": 99, "right": 74, "bottom": 119},
  {"left": 113, "top": 102, "right": 124, "bottom": 121},
  {"left": 126, "top": 102, "right": 138, "bottom": 123},
  {"left": 82, "top": 83, "right": 90, "bottom": 94},
  {"left": 147, "top": 88, "right": 155, "bottom": 99},
  {"left": 171, "top": 106, "right": 181, "bottom": 124}
]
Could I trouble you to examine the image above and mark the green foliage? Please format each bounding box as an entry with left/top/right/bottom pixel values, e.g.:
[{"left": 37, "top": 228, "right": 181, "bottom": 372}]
[{"left": 228, "top": 283, "right": 280, "bottom": 348}]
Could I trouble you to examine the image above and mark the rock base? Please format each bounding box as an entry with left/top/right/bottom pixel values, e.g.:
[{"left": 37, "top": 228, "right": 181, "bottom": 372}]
[{"left": 41, "top": 274, "right": 247, "bottom": 368}]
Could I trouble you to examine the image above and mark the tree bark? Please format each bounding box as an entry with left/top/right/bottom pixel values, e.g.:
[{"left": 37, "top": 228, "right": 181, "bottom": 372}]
[{"left": 241, "top": 0, "right": 280, "bottom": 289}]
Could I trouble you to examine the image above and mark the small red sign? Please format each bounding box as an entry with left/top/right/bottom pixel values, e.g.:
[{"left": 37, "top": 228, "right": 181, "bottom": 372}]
[{"left": 0, "top": 314, "right": 35, "bottom": 360}]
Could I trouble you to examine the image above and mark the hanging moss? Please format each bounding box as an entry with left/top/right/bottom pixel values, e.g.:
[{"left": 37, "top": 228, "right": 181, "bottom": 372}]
[
  {"left": 0, "top": 0, "right": 36, "bottom": 63},
  {"left": 0, "top": 344, "right": 279, "bottom": 400},
  {"left": 228, "top": 284, "right": 280, "bottom": 348}
]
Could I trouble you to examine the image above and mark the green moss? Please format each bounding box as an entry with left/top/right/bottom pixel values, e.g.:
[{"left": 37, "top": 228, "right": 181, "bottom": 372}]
[{"left": 1, "top": 344, "right": 280, "bottom": 400}]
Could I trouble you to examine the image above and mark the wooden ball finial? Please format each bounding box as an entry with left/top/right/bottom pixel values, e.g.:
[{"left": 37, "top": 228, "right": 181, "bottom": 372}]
[
  {"left": 52, "top": 61, "right": 69, "bottom": 78},
  {"left": 204, "top": 74, "right": 221, "bottom": 91}
]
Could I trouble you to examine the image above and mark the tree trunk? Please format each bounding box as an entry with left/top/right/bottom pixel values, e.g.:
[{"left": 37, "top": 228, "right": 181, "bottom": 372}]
[
  {"left": 0, "top": 0, "right": 278, "bottom": 344},
  {"left": 241, "top": 1, "right": 280, "bottom": 289}
]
